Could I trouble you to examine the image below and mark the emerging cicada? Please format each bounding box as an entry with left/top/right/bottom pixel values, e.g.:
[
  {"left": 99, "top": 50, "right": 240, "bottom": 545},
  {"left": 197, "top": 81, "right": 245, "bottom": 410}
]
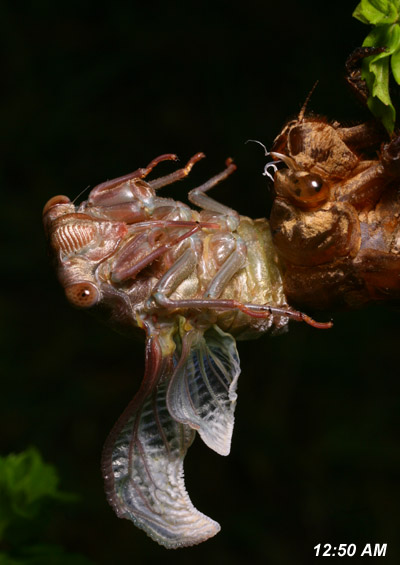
[{"left": 43, "top": 152, "right": 330, "bottom": 548}]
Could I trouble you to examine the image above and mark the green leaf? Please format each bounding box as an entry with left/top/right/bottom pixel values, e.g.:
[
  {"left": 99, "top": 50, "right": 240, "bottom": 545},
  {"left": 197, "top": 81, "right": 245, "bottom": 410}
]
[
  {"left": 0, "top": 448, "right": 76, "bottom": 539},
  {"left": 368, "top": 87, "right": 396, "bottom": 132},
  {"left": 363, "top": 22, "right": 400, "bottom": 53},
  {"left": 355, "top": 17, "right": 400, "bottom": 133},
  {"left": 0, "top": 449, "right": 91, "bottom": 565},
  {"left": 391, "top": 46, "right": 400, "bottom": 81},
  {"left": 353, "top": 3, "right": 371, "bottom": 24},
  {"left": 353, "top": 0, "right": 399, "bottom": 25}
]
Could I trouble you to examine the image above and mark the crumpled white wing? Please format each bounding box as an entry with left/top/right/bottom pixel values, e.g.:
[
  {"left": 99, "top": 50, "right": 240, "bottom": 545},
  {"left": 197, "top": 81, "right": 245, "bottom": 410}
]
[
  {"left": 102, "top": 337, "right": 220, "bottom": 548},
  {"left": 167, "top": 325, "right": 241, "bottom": 456}
]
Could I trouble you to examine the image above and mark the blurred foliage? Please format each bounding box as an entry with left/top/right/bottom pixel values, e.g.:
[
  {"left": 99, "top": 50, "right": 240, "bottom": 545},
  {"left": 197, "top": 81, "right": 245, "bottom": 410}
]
[
  {"left": 353, "top": 0, "right": 400, "bottom": 132},
  {"left": 0, "top": 448, "right": 92, "bottom": 565}
]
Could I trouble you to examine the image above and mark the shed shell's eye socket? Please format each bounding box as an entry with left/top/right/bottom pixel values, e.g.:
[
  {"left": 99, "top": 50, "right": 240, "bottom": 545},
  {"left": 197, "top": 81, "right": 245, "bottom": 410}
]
[
  {"left": 65, "top": 282, "right": 100, "bottom": 308},
  {"left": 293, "top": 173, "right": 326, "bottom": 198},
  {"left": 275, "top": 170, "right": 329, "bottom": 210}
]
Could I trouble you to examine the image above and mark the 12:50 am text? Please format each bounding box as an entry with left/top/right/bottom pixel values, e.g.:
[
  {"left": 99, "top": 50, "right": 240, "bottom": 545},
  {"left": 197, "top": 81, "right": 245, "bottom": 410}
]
[{"left": 314, "top": 544, "right": 387, "bottom": 557}]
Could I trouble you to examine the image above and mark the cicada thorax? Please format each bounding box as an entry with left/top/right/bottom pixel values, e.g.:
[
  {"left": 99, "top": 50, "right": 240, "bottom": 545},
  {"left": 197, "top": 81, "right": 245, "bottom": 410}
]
[{"left": 269, "top": 115, "right": 400, "bottom": 309}]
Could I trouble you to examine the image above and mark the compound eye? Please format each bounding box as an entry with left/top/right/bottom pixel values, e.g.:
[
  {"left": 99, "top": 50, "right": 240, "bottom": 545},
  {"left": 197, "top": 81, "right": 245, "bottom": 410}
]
[
  {"left": 65, "top": 282, "right": 100, "bottom": 308},
  {"left": 43, "top": 195, "right": 71, "bottom": 216},
  {"left": 287, "top": 172, "right": 329, "bottom": 209}
]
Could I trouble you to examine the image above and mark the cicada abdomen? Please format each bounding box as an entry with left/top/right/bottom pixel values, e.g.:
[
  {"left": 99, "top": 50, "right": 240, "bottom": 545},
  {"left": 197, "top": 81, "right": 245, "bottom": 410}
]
[{"left": 43, "top": 153, "right": 330, "bottom": 548}]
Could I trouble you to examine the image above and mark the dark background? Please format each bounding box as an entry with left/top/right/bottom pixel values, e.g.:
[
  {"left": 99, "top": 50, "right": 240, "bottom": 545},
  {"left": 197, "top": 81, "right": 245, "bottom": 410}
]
[{"left": 2, "top": 1, "right": 400, "bottom": 563}]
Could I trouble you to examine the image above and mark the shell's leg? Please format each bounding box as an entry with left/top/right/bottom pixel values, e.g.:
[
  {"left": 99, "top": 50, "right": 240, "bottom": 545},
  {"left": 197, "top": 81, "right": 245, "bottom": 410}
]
[
  {"left": 187, "top": 158, "right": 239, "bottom": 223},
  {"left": 335, "top": 162, "right": 390, "bottom": 209},
  {"left": 345, "top": 46, "right": 387, "bottom": 106},
  {"left": 148, "top": 153, "right": 206, "bottom": 190},
  {"left": 336, "top": 133, "right": 400, "bottom": 209},
  {"left": 336, "top": 121, "right": 386, "bottom": 152}
]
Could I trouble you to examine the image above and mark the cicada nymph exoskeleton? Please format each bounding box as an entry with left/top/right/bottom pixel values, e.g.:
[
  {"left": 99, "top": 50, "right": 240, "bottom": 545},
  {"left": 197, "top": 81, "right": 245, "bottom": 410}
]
[
  {"left": 259, "top": 101, "right": 400, "bottom": 311},
  {"left": 251, "top": 47, "right": 400, "bottom": 311},
  {"left": 43, "top": 153, "right": 331, "bottom": 548}
]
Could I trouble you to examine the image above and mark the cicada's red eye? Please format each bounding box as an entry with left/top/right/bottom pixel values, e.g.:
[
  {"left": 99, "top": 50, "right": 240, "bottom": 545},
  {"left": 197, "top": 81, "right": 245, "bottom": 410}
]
[
  {"left": 65, "top": 282, "right": 100, "bottom": 308},
  {"left": 43, "top": 195, "right": 71, "bottom": 216}
]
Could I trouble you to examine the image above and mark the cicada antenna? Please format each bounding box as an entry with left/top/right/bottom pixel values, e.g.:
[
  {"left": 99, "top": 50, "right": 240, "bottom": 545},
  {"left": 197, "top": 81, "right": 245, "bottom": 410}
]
[
  {"left": 245, "top": 139, "right": 282, "bottom": 181},
  {"left": 298, "top": 80, "right": 319, "bottom": 122},
  {"left": 245, "top": 139, "right": 269, "bottom": 155},
  {"left": 72, "top": 185, "right": 91, "bottom": 205}
]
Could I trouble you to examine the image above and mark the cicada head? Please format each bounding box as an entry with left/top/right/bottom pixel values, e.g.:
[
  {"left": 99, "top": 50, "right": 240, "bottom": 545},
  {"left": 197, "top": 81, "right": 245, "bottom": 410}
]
[{"left": 43, "top": 193, "right": 141, "bottom": 335}]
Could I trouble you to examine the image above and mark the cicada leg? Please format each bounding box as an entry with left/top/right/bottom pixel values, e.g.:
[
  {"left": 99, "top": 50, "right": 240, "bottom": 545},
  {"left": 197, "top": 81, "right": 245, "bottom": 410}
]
[
  {"left": 148, "top": 152, "right": 206, "bottom": 190},
  {"left": 203, "top": 237, "right": 247, "bottom": 298},
  {"left": 111, "top": 225, "right": 201, "bottom": 282},
  {"left": 187, "top": 158, "right": 239, "bottom": 226},
  {"left": 153, "top": 291, "right": 332, "bottom": 329},
  {"left": 153, "top": 235, "right": 247, "bottom": 300},
  {"left": 153, "top": 247, "right": 198, "bottom": 296},
  {"left": 152, "top": 245, "right": 332, "bottom": 329},
  {"left": 90, "top": 153, "right": 179, "bottom": 196},
  {"left": 149, "top": 155, "right": 239, "bottom": 228}
]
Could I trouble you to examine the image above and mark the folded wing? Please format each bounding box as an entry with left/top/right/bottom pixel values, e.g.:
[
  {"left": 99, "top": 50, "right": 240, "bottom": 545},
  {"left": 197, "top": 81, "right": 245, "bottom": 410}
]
[{"left": 167, "top": 325, "right": 241, "bottom": 456}]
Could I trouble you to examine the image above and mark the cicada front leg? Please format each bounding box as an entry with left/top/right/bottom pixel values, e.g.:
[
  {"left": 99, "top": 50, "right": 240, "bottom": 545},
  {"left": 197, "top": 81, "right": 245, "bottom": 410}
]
[
  {"left": 110, "top": 157, "right": 243, "bottom": 284},
  {"left": 84, "top": 153, "right": 206, "bottom": 224},
  {"left": 89, "top": 153, "right": 179, "bottom": 199}
]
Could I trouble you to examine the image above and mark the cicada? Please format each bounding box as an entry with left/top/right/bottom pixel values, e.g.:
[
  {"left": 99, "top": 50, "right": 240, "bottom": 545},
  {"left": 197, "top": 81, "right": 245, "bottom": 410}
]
[{"left": 43, "top": 152, "right": 330, "bottom": 548}]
